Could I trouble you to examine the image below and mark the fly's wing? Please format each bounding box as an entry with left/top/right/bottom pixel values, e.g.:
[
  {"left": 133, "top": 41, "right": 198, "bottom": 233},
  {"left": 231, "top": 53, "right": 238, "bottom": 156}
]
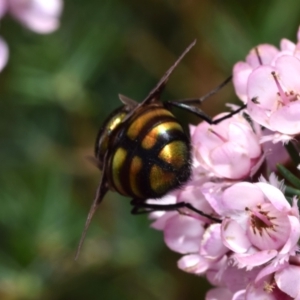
[
  {"left": 75, "top": 154, "right": 109, "bottom": 260},
  {"left": 118, "top": 94, "right": 138, "bottom": 108},
  {"left": 142, "top": 40, "right": 196, "bottom": 104},
  {"left": 118, "top": 40, "right": 196, "bottom": 123}
]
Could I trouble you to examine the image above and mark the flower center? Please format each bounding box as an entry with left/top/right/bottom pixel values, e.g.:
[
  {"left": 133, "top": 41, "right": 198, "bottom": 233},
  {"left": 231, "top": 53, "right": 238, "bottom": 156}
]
[
  {"left": 263, "top": 279, "right": 276, "bottom": 293},
  {"left": 246, "top": 203, "right": 290, "bottom": 250},
  {"left": 248, "top": 205, "right": 273, "bottom": 232},
  {"left": 271, "top": 71, "right": 299, "bottom": 105}
]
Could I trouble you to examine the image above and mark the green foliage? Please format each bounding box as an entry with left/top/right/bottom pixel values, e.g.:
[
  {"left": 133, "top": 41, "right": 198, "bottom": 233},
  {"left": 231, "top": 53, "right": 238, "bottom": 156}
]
[
  {"left": 277, "top": 165, "right": 300, "bottom": 189},
  {"left": 1, "top": 0, "right": 299, "bottom": 299}
]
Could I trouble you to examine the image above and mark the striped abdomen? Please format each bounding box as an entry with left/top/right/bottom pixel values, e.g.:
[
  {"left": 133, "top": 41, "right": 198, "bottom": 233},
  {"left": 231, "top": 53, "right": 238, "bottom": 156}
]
[{"left": 107, "top": 105, "right": 191, "bottom": 199}]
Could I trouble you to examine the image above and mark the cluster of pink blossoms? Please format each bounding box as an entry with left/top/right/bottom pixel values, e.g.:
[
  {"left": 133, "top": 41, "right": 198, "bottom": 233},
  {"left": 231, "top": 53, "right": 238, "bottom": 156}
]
[
  {"left": 0, "top": 0, "right": 63, "bottom": 71},
  {"left": 149, "top": 27, "right": 300, "bottom": 299}
]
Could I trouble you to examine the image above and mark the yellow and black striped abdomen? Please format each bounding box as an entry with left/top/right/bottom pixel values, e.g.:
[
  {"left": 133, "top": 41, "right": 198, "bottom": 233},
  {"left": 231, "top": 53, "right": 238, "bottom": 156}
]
[{"left": 108, "top": 106, "right": 191, "bottom": 199}]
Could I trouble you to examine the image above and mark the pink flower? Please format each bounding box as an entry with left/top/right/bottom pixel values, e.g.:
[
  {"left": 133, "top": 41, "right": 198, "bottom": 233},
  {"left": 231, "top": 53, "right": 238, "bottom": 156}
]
[
  {"left": 0, "top": 37, "right": 9, "bottom": 72},
  {"left": 248, "top": 56, "right": 300, "bottom": 137},
  {"left": 149, "top": 178, "right": 228, "bottom": 276},
  {"left": 243, "top": 256, "right": 300, "bottom": 299},
  {"left": 163, "top": 213, "right": 205, "bottom": 254},
  {"left": 205, "top": 255, "right": 300, "bottom": 299},
  {"left": 191, "top": 112, "right": 262, "bottom": 180},
  {"left": 233, "top": 27, "right": 300, "bottom": 104},
  {"left": 146, "top": 27, "right": 300, "bottom": 297},
  {"left": 150, "top": 180, "right": 219, "bottom": 255},
  {"left": 8, "top": 0, "right": 63, "bottom": 33},
  {"left": 220, "top": 182, "right": 300, "bottom": 269},
  {"left": 233, "top": 26, "right": 300, "bottom": 142},
  {"left": 274, "top": 262, "right": 300, "bottom": 298},
  {"left": 0, "top": 0, "right": 63, "bottom": 72},
  {"left": 176, "top": 223, "right": 228, "bottom": 275},
  {"left": 0, "top": 0, "right": 63, "bottom": 34},
  {"left": 233, "top": 44, "right": 280, "bottom": 104},
  {"left": 177, "top": 254, "right": 217, "bottom": 275},
  {"left": 206, "top": 263, "right": 261, "bottom": 299}
]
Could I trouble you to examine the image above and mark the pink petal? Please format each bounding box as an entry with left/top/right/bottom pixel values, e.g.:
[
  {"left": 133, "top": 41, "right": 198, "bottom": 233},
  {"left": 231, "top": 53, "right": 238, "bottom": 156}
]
[
  {"left": 0, "top": 0, "right": 8, "bottom": 19},
  {"left": 210, "top": 142, "right": 251, "bottom": 179},
  {"left": 9, "top": 0, "right": 63, "bottom": 34},
  {"left": 295, "top": 42, "right": 300, "bottom": 60},
  {"left": 250, "top": 153, "right": 266, "bottom": 177},
  {"left": 247, "top": 103, "right": 271, "bottom": 131},
  {"left": 189, "top": 124, "right": 197, "bottom": 136},
  {"left": 0, "top": 37, "right": 8, "bottom": 72},
  {"left": 291, "top": 198, "right": 300, "bottom": 219},
  {"left": 246, "top": 44, "right": 279, "bottom": 67},
  {"left": 270, "top": 49, "right": 298, "bottom": 64},
  {"left": 232, "top": 290, "right": 246, "bottom": 300},
  {"left": 255, "top": 182, "right": 290, "bottom": 211},
  {"left": 232, "top": 61, "right": 252, "bottom": 103},
  {"left": 206, "top": 255, "right": 229, "bottom": 286},
  {"left": 164, "top": 214, "right": 204, "bottom": 254},
  {"left": 279, "top": 215, "right": 300, "bottom": 255},
  {"left": 269, "top": 101, "right": 300, "bottom": 135},
  {"left": 192, "top": 121, "right": 212, "bottom": 145},
  {"left": 201, "top": 181, "right": 230, "bottom": 215},
  {"left": 246, "top": 281, "right": 283, "bottom": 300},
  {"left": 262, "top": 133, "right": 290, "bottom": 172},
  {"left": 206, "top": 287, "right": 233, "bottom": 300},
  {"left": 255, "top": 262, "right": 286, "bottom": 284},
  {"left": 228, "top": 121, "right": 261, "bottom": 159},
  {"left": 297, "top": 26, "right": 300, "bottom": 42},
  {"left": 177, "top": 254, "right": 210, "bottom": 274},
  {"left": 275, "top": 264, "right": 300, "bottom": 298},
  {"left": 247, "top": 65, "right": 279, "bottom": 111},
  {"left": 280, "top": 38, "right": 296, "bottom": 52},
  {"left": 276, "top": 55, "right": 300, "bottom": 92},
  {"left": 222, "top": 264, "right": 261, "bottom": 292},
  {"left": 200, "top": 224, "right": 228, "bottom": 258},
  {"left": 150, "top": 211, "right": 176, "bottom": 230},
  {"left": 177, "top": 184, "right": 213, "bottom": 214},
  {"left": 221, "top": 219, "right": 251, "bottom": 253},
  {"left": 247, "top": 65, "right": 280, "bottom": 131},
  {"left": 192, "top": 113, "right": 261, "bottom": 180},
  {"left": 222, "top": 182, "right": 264, "bottom": 212},
  {"left": 234, "top": 249, "right": 278, "bottom": 268}
]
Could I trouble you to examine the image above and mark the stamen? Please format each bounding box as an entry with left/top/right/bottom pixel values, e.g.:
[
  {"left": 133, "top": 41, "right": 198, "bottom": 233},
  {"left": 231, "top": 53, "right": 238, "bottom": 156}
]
[
  {"left": 251, "top": 208, "right": 273, "bottom": 227},
  {"left": 263, "top": 280, "right": 275, "bottom": 293},
  {"left": 271, "top": 71, "right": 289, "bottom": 105},
  {"left": 254, "top": 47, "right": 263, "bottom": 65},
  {"left": 208, "top": 128, "right": 227, "bottom": 142},
  {"left": 247, "top": 205, "right": 273, "bottom": 228}
]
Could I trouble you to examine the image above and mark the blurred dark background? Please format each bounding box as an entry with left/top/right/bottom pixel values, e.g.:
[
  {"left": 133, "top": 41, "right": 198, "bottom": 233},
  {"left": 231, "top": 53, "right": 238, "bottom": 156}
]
[{"left": 0, "top": 0, "right": 299, "bottom": 299}]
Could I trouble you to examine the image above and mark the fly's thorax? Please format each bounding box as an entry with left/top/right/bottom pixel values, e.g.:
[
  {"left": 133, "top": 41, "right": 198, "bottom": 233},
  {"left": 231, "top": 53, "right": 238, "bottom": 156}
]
[{"left": 107, "top": 103, "right": 192, "bottom": 199}]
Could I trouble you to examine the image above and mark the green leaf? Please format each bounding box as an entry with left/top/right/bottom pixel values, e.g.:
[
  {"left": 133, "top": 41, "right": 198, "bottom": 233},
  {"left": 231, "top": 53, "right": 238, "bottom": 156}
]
[
  {"left": 285, "top": 186, "right": 300, "bottom": 197},
  {"left": 277, "top": 164, "right": 300, "bottom": 188},
  {"left": 285, "top": 142, "right": 300, "bottom": 166}
]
